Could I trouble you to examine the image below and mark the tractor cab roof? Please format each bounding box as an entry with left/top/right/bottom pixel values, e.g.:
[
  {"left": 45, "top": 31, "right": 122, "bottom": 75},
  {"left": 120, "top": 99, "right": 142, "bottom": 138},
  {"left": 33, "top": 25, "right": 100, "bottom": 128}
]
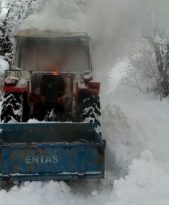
[{"left": 15, "top": 29, "right": 90, "bottom": 41}]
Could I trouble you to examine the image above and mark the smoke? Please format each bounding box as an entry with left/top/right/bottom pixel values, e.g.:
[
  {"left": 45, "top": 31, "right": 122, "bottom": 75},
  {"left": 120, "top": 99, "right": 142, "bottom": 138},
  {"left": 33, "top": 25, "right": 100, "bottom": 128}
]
[
  {"left": 19, "top": 0, "right": 86, "bottom": 32},
  {"left": 19, "top": 0, "right": 169, "bottom": 73},
  {"left": 86, "top": 0, "right": 169, "bottom": 71},
  {"left": 85, "top": 0, "right": 143, "bottom": 72}
]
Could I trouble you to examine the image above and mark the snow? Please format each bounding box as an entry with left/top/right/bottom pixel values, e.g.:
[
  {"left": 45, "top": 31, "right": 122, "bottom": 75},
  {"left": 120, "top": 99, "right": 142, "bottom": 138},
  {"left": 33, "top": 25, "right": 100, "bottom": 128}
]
[
  {"left": 27, "top": 119, "right": 40, "bottom": 123},
  {"left": 102, "top": 60, "right": 169, "bottom": 205},
  {"left": 17, "top": 79, "right": 27, "bottom": 87},
  {"left": 4, "top": 76, "right": 19, "bottom": 84},
  {"left": 0, "top": 56, "right": 9, "bottom": 73},
  {"left": 108, "top": 151, "right": 169, "bottom": 205}
]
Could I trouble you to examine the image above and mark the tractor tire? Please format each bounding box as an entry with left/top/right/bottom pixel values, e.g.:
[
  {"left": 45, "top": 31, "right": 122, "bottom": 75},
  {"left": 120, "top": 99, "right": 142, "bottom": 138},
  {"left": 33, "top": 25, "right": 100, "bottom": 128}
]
[
  {"left": 78, "top": 90, "right": 101, "bottom": 128},
  {"left": 1, "top": 92, "right": 23, "bottom": 123}
]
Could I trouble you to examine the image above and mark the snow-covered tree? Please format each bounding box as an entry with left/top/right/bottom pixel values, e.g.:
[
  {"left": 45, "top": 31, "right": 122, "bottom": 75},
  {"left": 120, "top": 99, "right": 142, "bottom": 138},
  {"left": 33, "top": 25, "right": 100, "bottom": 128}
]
[
  {"left": 147, "top": 32, "right": 169, "bottom": 97},
  {"left": 0, "top": 0, "right": 42, "bottom": 62},
  {"left": 128, "top": 30, "right": 169, "bottom": 98}
]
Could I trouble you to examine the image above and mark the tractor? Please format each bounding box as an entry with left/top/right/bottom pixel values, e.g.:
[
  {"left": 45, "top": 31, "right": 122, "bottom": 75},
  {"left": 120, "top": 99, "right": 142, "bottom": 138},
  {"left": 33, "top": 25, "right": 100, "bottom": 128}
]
[{"left": 0, "top": 30, "right": 105, "bottom": 182}]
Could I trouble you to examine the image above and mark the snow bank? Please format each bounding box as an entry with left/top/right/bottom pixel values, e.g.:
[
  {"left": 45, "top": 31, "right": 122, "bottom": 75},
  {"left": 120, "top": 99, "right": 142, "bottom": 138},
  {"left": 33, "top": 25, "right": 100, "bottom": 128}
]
[
  {"left": 109, "top": 151, "right": 169, "bottom": 205},
  {"left": 101, "top": 59, "right": 169, "bottom": 172},
  {"left": 0, "top": 180, "right": 113, "bottom": 205},
  {"left": 101, "top": 59, "right": 169, "bottom": 204}
]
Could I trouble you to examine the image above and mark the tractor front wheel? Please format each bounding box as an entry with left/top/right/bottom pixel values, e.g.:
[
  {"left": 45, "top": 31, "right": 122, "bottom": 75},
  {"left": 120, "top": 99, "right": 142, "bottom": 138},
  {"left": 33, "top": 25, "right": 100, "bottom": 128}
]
[
  {"left": 1, "top": 92, "right": 23, "bottom": 123},
  {"left": 78, "top": 89, "right": 101, "bottom": 129}
]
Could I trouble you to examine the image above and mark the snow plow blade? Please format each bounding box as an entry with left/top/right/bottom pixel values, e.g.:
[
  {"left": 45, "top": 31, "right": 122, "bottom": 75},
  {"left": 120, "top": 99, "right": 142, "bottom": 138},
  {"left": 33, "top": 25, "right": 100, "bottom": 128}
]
[{"left": 0, "top": 122, "right": 105, "bottom": 181}]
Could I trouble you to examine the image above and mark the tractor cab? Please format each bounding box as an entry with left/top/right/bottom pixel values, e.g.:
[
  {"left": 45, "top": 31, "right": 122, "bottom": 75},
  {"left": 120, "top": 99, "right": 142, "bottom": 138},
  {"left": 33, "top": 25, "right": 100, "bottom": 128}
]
[{"left": 14, "top": 30, "right": 92, "bottom": 73}]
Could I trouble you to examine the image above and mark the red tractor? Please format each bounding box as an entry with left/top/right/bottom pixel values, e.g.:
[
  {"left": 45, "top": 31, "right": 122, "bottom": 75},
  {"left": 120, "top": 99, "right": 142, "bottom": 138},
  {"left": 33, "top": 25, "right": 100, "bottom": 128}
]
[
  {"left": 0, "top": 30, "right": 105, "bottom": 181},
  {"left": 1, "top": 30, "right": 101, "bottom": 127}
]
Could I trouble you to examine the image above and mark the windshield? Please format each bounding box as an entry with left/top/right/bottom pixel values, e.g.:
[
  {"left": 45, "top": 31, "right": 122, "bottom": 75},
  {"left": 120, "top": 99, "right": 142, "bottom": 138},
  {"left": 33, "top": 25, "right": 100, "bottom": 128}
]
[{"left": 15, "top": 37, "right": 91, "bottom": 73}]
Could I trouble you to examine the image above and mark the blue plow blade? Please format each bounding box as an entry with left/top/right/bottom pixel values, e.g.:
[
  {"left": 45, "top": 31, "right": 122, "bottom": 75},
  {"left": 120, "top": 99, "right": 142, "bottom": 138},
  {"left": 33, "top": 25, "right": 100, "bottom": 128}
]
[{"left": 0, "top": 122, "right": 106, "bottom": 181}]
